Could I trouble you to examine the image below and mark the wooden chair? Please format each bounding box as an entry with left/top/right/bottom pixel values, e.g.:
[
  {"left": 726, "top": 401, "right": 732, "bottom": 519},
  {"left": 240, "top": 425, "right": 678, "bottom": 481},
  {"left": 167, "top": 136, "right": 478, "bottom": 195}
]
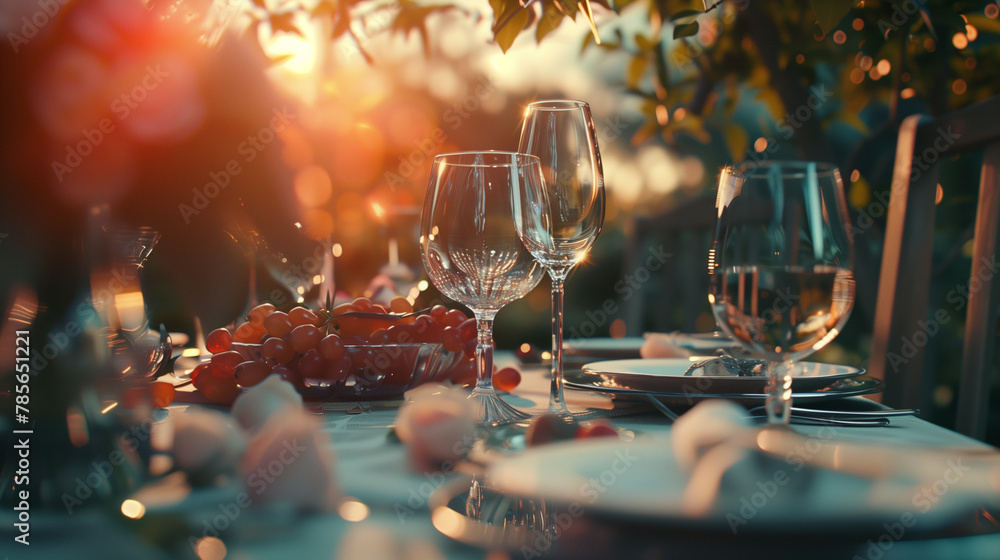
[{"left": 870, "top": 95, "right": 1000, "bottom": 440}]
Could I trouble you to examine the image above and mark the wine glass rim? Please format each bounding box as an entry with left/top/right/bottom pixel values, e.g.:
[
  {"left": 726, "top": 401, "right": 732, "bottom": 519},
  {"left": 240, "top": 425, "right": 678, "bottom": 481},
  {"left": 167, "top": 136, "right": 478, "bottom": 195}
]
[
  {"left": 433, "top": 151, "right": 541, "bottom": 168},
  {"left": 525, "top": 99, "right": 590, "bottom": 111},
  {"left": 736, "top": 160, "right": 840, "bottom": 179}
]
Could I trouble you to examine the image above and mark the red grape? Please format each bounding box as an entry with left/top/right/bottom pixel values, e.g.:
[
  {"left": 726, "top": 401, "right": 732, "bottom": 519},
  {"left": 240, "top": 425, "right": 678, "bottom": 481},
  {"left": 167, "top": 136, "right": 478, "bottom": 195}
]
[
  {"left": 429, "top": 304, "right": 448, "bottom": 321},
  {"left": 248, "top": 303, "right": 276, "bottom": 326},
  {"left": 298, "top": 349, "right": 328, "bottom": 380},
  {"left": 288, "top": 306, "right": 320, "bottom": 327},
  {"left": 235, "top": 360, "right": 271, "bottom": 387},
  {"left": 233, "top": 321, "right": 264, "bottom": 343},
  {"left": 457, "top": 318, "right": 478, "bottom": 341},
  {"left": 189, "top": 362, "right": 211, "bottom": 383},
  {"left": 262, "top": 336, "right": 295, "bottom": 364},
  {"left": 324, "top": 354, "right": 353, "bottom": 381},
  {"left": 150, "top": 382, "right": 175, "bottom": 408},
  {"left": 206, "top": 328, "right": 233, "bottom": 354},
  {"left": 525, "top": 413, "right": 577, "bottom": 446},
  {"left": 576, "top": 421, "right": 619, "bottom": 439},
  {"left": 193, "top": 363, "right": 239, "bottom": 404},
  {"left": 318, "top": 334, "right": 346, "bottom": 361},
  {"left": 390, "top": 296, "right": 413, "bottom": 314},
  {"left": 288, "top": 324, "right": 323, "bottom": 353},
  {"left": 352, "top": 297, "right": 375, "bottom": 312},
  {"left": 441, "top": 327, "right": 463, "bottom": 353},
  {"left": 263, "top": 311, "right": 294, "bottom": 338},
  {"left": 443, "top": 309, "right": 468, "bottom": 328},
  {"left": 211, "top": 351, "right": 245, "bottom": 377},
  {"left": 493, "top": 367, "right": 521, "bottom": 392}
]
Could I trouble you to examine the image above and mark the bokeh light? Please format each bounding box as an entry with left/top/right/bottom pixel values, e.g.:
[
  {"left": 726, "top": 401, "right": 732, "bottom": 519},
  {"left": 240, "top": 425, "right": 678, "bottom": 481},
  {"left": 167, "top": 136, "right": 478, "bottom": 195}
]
[{"left": 294, "top": 164, "right": 333, "bottom": 207}]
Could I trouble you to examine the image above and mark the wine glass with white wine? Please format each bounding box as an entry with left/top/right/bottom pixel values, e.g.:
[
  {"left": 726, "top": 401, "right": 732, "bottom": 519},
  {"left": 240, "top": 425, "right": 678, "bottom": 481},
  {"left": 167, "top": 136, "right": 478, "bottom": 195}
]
[{"left": 708, "top": 161, "right": 855, "bottom": 425}]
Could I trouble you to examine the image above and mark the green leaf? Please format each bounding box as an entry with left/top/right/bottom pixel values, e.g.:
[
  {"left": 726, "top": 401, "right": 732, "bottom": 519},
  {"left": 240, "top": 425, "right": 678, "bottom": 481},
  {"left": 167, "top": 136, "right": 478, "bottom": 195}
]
[
  {"left": 669, "top": 9, "right": 701, "bottom": 22},
  {"left": 626, "top": 55, "right": 646, "bottom": 89},
  {"left": 809, "top": 0, "right": 852, "bottom": 34},
  {"left": 673, "top": 21, "right": 699, "bottom": 39},
  {"left": 556, "top": 0, "right": 579, "bottom": 20},
  {"left": 493, "top": 6, "right": 532, "bottom": 52},
  {"left": 537, "top": 1, "right": 566, "bottom": 43}
]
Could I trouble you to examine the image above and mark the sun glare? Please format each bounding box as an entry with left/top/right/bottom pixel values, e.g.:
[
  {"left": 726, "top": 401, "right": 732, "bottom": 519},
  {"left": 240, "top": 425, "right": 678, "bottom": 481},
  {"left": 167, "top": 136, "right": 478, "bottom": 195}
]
[{"left": 268, "top": 35, "right": 316, "bottom": 74}]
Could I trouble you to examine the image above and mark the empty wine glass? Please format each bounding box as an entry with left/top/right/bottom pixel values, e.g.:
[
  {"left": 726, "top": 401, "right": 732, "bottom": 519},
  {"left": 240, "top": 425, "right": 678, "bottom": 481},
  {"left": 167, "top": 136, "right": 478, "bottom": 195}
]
[
  {"left": 708, "top": 161, "right": 855, "bottom": 425},
  {"left": 516, "top": 100, "right": 605, "bottom": 416},
  {"left": 420, "top": 152, "right": 546, "bottom": 425}
]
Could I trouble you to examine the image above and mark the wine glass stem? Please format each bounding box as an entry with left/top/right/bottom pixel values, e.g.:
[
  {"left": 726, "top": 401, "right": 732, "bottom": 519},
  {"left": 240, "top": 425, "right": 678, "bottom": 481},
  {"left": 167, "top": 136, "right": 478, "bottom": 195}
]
[
  {"left": 474, "top": 314, "right": 497, "bottom": 392},
  {"left": 549, "top": 271, "right": 568, "bottom": 414},
  {"left": 766, "top": 359, "right": 794, "bottom": 424}
]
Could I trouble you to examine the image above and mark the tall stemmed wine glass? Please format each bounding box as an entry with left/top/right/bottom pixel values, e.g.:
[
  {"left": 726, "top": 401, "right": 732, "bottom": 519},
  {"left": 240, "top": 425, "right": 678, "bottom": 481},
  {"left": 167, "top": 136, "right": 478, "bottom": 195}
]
[
  {"left": 708, "top": 161, "right": 855, "bottom": 425},
  {"left": 516, "top": 100, "right": 605, "bottom": 416},
  {"left": 421, "top": 152, "right": 546, "bottom": 425}
]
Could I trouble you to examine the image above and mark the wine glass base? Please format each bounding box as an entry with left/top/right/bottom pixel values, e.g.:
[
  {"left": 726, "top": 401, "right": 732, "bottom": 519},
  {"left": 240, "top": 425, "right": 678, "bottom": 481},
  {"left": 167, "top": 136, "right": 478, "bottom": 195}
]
[{"left": 468, "top": 388, "right": 530, "bottom": 426}]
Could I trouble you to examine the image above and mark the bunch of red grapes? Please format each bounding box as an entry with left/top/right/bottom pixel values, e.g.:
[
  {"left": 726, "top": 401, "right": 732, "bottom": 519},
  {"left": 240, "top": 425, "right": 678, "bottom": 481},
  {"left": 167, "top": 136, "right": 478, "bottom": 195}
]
[{"left": 192, "top": 297, "right": 521, "bottom": 404}]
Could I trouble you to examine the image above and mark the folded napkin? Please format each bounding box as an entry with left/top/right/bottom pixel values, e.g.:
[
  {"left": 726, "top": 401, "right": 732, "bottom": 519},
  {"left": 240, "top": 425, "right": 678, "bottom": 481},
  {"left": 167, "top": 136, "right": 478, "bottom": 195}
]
[
  {"left": 671, "top": 400, "right": 1000, "bottom": 531},
  {"left": 640, "top": 331, "right": 737, "bottom": 359}
]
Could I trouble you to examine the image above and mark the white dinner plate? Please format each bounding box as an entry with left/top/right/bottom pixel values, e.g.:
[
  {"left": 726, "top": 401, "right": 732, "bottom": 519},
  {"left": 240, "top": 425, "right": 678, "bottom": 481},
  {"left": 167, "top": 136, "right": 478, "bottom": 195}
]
[
  {"left": 575, "top": 358, "right": 864, "bottom": 395},
  {"left": 446, "top": 437, "right": 994, "bottom": 540}
]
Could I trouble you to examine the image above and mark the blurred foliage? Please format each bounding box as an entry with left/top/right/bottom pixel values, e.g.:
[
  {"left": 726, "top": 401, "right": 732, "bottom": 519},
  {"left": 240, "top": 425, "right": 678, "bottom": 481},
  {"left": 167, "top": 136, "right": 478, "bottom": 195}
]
[{"left": 241, "top": 0, "right": 999, "bottom": 164}]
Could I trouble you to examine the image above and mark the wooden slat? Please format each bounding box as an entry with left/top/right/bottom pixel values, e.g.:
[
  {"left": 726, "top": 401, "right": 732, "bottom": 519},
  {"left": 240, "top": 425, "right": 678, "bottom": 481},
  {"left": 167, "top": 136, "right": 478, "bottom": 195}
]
[
  {"left": 956, "top": 141, "right": 1000, "bottom": 439},
  {"left": 870, "top": 115, "right": 939, "bottom": 409}
]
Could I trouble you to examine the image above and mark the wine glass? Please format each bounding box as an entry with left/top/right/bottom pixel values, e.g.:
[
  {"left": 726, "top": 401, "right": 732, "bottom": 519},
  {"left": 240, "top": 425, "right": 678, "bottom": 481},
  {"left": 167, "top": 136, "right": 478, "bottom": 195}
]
[
  {"left": 516, "top": 99, "right": 605, "bottom": 416},
  {"left": 420, "top": 152, "right": 546, "bottom": 425},
  {"left": 708, "top": 161, "right": 855, "bottom": 425}
]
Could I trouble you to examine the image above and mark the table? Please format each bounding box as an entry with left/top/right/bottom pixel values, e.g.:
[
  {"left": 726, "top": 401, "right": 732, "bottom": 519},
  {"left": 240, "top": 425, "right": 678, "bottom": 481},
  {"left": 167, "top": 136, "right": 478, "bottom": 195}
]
[{"left": 17, "top": 359, "right": 1000, "bottom": 560}]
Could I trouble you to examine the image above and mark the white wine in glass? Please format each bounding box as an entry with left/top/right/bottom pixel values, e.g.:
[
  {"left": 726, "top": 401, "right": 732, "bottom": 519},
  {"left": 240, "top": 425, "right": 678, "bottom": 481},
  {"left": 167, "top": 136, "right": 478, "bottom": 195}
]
[
  {"left": 708, "top": 161, "right": 855, "bottom": 425},
  {"left": 420, "top": 152, "right": 546, "bottom": 425}
]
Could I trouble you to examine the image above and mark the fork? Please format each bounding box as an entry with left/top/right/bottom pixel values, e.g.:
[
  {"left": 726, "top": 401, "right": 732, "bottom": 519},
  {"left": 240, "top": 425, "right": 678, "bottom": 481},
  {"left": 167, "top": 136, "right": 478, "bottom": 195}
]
[{"left": 646, "top": 395, "right": 901, "bottom": 427}]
